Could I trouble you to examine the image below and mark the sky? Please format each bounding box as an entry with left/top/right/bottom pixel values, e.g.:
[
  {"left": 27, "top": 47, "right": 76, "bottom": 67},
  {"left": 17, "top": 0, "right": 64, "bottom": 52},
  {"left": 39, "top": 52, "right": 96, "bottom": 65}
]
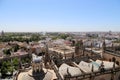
[{"left": 0, "top": 0, "right": 120, "bottom": 32}]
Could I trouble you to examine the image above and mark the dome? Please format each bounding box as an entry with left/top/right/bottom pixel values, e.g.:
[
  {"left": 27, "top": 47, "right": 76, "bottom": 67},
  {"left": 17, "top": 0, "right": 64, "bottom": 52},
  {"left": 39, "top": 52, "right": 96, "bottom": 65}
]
[{"left": 17, "top": 68, "right": 57, "bottom": 80}]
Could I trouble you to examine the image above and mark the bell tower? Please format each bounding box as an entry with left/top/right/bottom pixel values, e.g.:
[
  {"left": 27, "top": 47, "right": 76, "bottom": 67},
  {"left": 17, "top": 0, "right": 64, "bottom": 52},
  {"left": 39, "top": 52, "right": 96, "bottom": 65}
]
[
  {"left": 44, "top": 43, "right": 50, "bottom": 67},
  {"left": 102, "top": 40, "right": 106, "bottom": 53},
  {"left": 101, "top": 40, "right": 106, "bottom": 58}
]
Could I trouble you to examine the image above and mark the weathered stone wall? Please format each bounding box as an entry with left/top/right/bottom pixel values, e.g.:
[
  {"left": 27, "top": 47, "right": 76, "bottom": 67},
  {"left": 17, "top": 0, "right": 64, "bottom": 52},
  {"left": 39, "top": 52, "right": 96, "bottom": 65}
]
[{"left": 103, "top": 51, "right": 120, "bottom": 66}]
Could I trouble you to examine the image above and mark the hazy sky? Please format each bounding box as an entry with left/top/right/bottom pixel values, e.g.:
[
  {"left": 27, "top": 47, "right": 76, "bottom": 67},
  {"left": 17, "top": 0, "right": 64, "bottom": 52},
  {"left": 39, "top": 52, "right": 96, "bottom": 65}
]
[{"left": 0, "top": 0, "right": 120, "bottom": 32}]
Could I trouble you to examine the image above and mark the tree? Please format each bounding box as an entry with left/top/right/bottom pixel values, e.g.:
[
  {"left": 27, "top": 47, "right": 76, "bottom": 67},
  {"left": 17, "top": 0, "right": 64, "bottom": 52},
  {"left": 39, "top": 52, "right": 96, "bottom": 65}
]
[
  {"left": 31, "top": 34, "right": 40, "bottom": 41},
  {"left": 12, "top": 58, "right": 19, "bottom": 70},
  {"left": 13, "top": 44, "right": 19, "bottom": 52},
  {"left": 1, "top": 61, "right": 13, "bottom": 78},
  {"left": 3, "top": 49, "right": 11, "bottom": 55},
  {"left": 1, "top": 61, "right": 8, "bottom": 77},
  {"left": 59, "top": 34, "right": 69, "bottom": 39}
]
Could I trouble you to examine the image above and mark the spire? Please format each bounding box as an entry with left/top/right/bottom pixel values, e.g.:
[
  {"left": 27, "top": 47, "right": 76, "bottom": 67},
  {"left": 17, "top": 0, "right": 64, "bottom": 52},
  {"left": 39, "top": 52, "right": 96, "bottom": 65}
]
[
  {"left": 90, "top": 41, "right": 93, "bottom": 55},
  {"left": 102, "top": 40, "right": 106, "bottom": 53},
  {"left": 80, "top": 40, "right": 84, "bottom": 56},
  {"left": 44, "top": 43, "right": 50, "bottom": 67},
  {"left": 80, "top": 40, "right": 83, "bottom": 46},
  {"left": 91, "top": 41, "right": 93, "bottom": 50}
]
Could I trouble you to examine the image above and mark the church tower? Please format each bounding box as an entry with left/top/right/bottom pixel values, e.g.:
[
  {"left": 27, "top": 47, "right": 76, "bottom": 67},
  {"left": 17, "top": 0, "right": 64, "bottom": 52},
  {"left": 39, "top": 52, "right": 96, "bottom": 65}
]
[
  {"left": 101, "top": 40, "right": 106, "bottom": 58},
  {"left": 102, "top": 40, "right": 106, "bottom": 52},
  {"left": 75, "top": 40, "right": 84, "bottom": 56},
  {"left": 44, "top": 43, "right": 50, "bottom": 67}
]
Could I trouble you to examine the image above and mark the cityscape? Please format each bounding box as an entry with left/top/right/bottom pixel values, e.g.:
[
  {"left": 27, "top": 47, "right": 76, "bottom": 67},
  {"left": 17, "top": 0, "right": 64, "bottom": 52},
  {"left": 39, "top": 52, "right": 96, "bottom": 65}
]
[
  {"left": 0, "top": 0, "right": 120, "bottom": 80},
  {"left": 0, "top": 31, "right": 120, "bottom": 80}
]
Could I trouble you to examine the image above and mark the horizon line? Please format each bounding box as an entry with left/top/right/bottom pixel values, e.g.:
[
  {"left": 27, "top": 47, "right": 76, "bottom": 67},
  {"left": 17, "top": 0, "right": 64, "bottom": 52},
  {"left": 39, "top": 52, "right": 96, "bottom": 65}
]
[{"left": 2, "top": 31, "right": 120, "bottom": 33}]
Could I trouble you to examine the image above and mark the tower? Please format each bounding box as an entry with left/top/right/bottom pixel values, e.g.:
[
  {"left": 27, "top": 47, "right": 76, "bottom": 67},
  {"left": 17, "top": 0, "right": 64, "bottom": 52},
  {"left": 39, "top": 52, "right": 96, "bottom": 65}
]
[
  {"left": 101, "top": 40, "right": 106, "bottom": 58},
  {"left": 90, "top": 41, "right": 93, "bottom": 55},
  {"left": 102, "top": 40, "right": 106, "bottom": 53},
  {"left": 44, "top": 43, "right": 50, "bottom": 67},
  {"left": 75, "top": 40, "right": 84, "bottom": 56},
  {"left": 32, "top": 54, "right": 43, "bottom": 73},
  {"left": 80, "top": 40, "right": 84, "bottom": 56},
  {"left": 1, "top": 30, "right": 4, "bottom": 37},
  {"left": 75, "top": 40, "right": 80, "bottom": 55}
]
